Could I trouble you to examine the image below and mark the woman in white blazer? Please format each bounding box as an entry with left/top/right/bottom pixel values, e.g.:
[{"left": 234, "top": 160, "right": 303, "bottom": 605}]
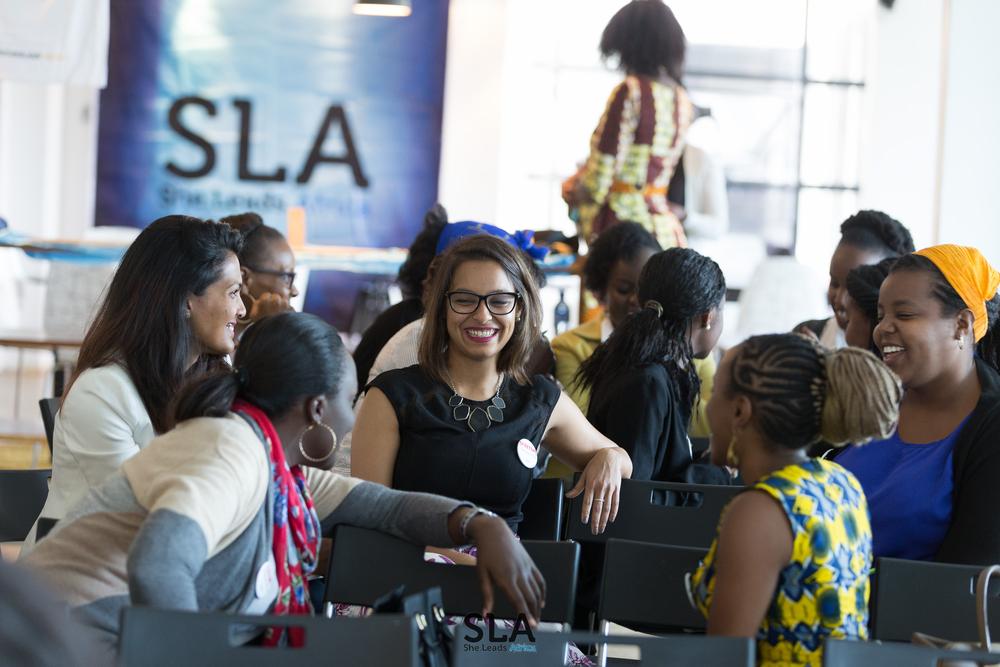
[{"left": 23, "top": 215, "right": 247, "bottom": 551}]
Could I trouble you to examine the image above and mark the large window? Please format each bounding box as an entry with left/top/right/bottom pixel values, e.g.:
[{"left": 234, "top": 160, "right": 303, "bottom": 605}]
[{"left": 498, "top": 0, "right": 872, "bottom": 271}]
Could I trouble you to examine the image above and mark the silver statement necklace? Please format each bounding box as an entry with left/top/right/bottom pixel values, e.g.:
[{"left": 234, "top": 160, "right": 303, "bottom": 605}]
[{"left": 446, "top": 373, "right": 506, "bottom": 432}]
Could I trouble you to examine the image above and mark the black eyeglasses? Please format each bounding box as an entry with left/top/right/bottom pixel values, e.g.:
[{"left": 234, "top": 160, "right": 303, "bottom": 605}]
[
  {"left": 446, "top": 291, "right": 520, "bottom": 315},
  {"left": 244, "top": 264, "right": 296, "bottom": 288}
]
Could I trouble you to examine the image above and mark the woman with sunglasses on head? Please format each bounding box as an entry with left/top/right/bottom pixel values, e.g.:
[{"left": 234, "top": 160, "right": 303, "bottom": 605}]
[
  {"left": 351, "top": 235, "right": 632, "bottom": 548},
  {"left": 23, "top": 216, "right": 245, "bottom": 552},
  {"left": 835, "top": 245, "right": 1000, "bottom": 564},
  {"left": 221, "top": 212, "right": 298, "bottom": 336},
  {"left": 25, "top": 313, "right": 543, "bottom": 660}
]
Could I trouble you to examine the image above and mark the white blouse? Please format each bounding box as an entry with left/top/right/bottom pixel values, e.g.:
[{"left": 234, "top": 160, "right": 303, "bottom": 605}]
[{"left": 22, "top": 363, "right": 154, "bottom": 553}]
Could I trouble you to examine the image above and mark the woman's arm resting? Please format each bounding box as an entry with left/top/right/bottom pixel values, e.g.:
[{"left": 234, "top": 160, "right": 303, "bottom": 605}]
[
  {"left": 542, "top": 392, "right": 632, "bottom": 534},
  {"left": 319, "top": 481, "right": 544, "bottom": 625}
]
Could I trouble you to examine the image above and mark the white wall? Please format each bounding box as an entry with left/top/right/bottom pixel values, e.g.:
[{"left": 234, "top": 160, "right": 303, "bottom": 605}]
[
  {"left": 437, "top": 0, "right": 509, "bottom": 225},
  {"left": 937, "top": 0, "right": 1000, "bottom": 261},
  {"left": 860, "top": 0, "right": 1000, "bottom": 260}
]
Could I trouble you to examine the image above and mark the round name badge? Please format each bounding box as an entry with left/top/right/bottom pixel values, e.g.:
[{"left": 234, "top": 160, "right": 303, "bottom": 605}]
[
  {"left": 255, "top": 559, "right": 278, "bottom": 600},
  {"left": 516, "top": 438, "right": 538, "bottom": 469}
]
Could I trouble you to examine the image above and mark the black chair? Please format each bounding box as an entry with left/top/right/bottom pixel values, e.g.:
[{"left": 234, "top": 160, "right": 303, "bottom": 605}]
[
  {"left": 38, "top": 398, "right": 59, "bottom": 454},
  {"left": 323, "top": 525, "right": 579, "bottom": 624},
  {"left": 119, "top": 607, "right": 420, "bottom": 667},
  {"left": 824, "top": 639, "right": 1000, "bottom": 666},
  {"left": 871, "top": 557, "right": 1000, "bottom": 642},
  {"left": 0, "top": 468, "right": 50, "bottom": 542},
  {"left": 565, "top": 479, "right": 740, "bottom": 548},
  {"left": 452, "top": 630, "right": 753, "bottom": 666},
  {"left": 597, "top": 539, "right": 707, "bottom": 634},
  {"left": 518, "top": 478, "right": 564, "bottom": 541}
]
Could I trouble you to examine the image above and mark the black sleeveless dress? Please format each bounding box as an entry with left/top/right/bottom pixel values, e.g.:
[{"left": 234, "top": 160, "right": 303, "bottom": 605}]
[{"left": 369, "top": 365, "right": 561, "bottom": 532}]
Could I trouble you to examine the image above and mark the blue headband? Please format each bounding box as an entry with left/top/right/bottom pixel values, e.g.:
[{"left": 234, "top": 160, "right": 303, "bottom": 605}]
[{"left": 434, "top": 221, "right": 549, "bottom": 261}]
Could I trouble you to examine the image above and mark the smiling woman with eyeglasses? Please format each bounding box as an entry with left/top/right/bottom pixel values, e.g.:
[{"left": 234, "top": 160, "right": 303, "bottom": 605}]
[
  {"left": 352, "top": 234, "right": 632, "bottom": 559},
  {"left": 221, "top": 212, "right": 298, "bottom": 336}
]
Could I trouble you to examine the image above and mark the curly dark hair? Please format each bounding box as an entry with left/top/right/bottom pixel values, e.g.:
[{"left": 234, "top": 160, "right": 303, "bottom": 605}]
[
  {"left": 583, "top": 222, "right": 662, "bottom": 294},
  {"left": 397, "top": 203, "right": 448, "bottom": 299},
  {"left": 839, "top": 210, "right": 914, "bottom": 257},
  {"left": 219, "top": 212, "right": 287, "bottom": 269},
  {"left": 576, "top": 247, "right": 725, "bottom": 412},
  {"left": 600, "top": 0, "right": 686, "bottom": 82},
  {"left": 845, "top": 257, "right": 898, "bottom": 352}
]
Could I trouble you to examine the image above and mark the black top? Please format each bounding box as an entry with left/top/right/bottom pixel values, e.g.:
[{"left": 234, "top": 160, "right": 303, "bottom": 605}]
[
  {"left": 587, "top": 362, "right": 731, "bottom": 485},
  {"left": 370, "top": 365, "right": 562, "bottom": 532},
  {"left": 353, "top": 298, "right": 424, "bottom": 398},
  {"left": 929, "top": 358, "right": 1000, "bottom": 564}
]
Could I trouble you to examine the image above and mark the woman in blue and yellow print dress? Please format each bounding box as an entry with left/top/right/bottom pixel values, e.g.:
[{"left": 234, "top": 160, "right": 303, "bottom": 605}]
[{"left": 689, "top": 334, "right": 901, "bottom": 666}]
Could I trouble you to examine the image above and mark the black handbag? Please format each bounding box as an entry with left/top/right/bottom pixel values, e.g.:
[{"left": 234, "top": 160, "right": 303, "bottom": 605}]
[{"left": 373, "top": 585, "right": 452, "bottom": 667}]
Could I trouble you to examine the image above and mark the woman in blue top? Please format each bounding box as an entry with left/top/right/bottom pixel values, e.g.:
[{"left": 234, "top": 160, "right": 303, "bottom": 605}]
[{"left": 837, "top": 245, "right": 1000, "bottom": 564}]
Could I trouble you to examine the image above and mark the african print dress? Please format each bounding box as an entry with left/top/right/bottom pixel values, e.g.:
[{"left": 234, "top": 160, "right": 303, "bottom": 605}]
[
  {"left": 575, "top": 75, "right": 693, "bottom": 246},
  {"left": 690, "top": 459, "right": 872, "bottom": 667}
]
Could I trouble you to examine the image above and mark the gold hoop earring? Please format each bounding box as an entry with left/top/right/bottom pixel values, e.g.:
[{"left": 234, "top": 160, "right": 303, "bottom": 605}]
[
  {"left": 297, "top": 421, "right": 338, "bottom": 463},
  {"left": 726, "top": 432, "right": 740, "bottom": 468}
]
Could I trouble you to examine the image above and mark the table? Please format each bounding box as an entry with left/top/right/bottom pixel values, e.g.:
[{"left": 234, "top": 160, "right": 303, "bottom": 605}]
[{"left": 0, "top": 328, "right": 83, "bottom": 414}]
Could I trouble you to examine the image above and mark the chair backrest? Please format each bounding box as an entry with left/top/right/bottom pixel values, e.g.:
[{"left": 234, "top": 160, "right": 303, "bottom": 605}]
[
  {"left": 565, "top": 478, "right": 739, "bottom": 548},
  {"left": 38, "top": 398, "right": 59, "bottom": 453},
  {"left": 452, "top": 630, "right": 753, "bottom": 666},
  {"left": 518, "top": 478, "right": 564, "bottom": 541},
  {"left": 324, "top": 525, "right": 579, "bottom": 623},
  {"left": 824, "top": 639, "right": 1000, "bottom": 667},
  {"left": 0, "top": 469, "right": 50, "bottom": 542},
  {"left": 119, "top": 607, "right": 419, "bottom": 667},
  {"left": 598, "top": 539, "right": 708, "bottom": 632},
  {"left": 872, "top": 557, "right": 1000, "bottom": 642}
]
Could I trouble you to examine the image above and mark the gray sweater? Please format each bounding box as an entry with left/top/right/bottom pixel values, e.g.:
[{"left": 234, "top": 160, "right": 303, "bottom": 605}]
[{"left": 24, "top": 413, "right": 467, "bottom": 646}]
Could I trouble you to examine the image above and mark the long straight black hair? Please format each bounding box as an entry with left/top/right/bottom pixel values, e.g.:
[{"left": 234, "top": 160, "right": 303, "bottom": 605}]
[
  {"left": 71, "top": 216, "right": 243, "bottom": 432},
  {"left": 576, "top": 247, "right": 725, "bottom": 412}
]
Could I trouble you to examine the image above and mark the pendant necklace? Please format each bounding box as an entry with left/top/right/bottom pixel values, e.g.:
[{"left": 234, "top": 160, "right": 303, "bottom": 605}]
[{"left": 446, "top": 372, "right": 505, "bottom": 432}]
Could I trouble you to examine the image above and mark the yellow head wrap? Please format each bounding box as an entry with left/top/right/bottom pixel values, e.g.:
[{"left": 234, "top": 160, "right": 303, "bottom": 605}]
[{"left": 914, "top": 244, "right": 1000, "bottom": 342}]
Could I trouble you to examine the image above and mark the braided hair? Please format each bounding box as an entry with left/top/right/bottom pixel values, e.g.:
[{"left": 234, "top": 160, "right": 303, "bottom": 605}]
[
  {"left": 891, "top": 254, "right": 1000, "bottom": 373},
  {"left": 839, "top": 210, "right": 914, "bottom": 257},
  {"left": 728, "top": 334, "right": 901, "bottom": 449},
  {"left": 576, "top": 247, "right": 725, "bottom": 412}
]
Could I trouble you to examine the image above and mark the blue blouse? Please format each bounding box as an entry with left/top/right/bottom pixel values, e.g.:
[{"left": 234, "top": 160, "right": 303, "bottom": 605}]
[{"left": 837, "top": 425, "right": 963, "bottom": 560}]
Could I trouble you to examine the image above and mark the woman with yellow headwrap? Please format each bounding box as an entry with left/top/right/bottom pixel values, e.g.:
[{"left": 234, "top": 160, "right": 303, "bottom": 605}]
[{"left": 836, "top": 244, "right": 1000, "bottom": 564}]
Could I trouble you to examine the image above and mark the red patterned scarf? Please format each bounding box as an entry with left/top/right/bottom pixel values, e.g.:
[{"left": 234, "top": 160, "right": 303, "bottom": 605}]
[{"left": 233, "top": 399, "right": 321, "bottom": 646}]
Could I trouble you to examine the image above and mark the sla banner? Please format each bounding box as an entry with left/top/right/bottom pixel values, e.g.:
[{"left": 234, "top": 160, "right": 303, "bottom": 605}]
[{"left": 95, "top": 0, "right": 448, "bottom": 250}]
